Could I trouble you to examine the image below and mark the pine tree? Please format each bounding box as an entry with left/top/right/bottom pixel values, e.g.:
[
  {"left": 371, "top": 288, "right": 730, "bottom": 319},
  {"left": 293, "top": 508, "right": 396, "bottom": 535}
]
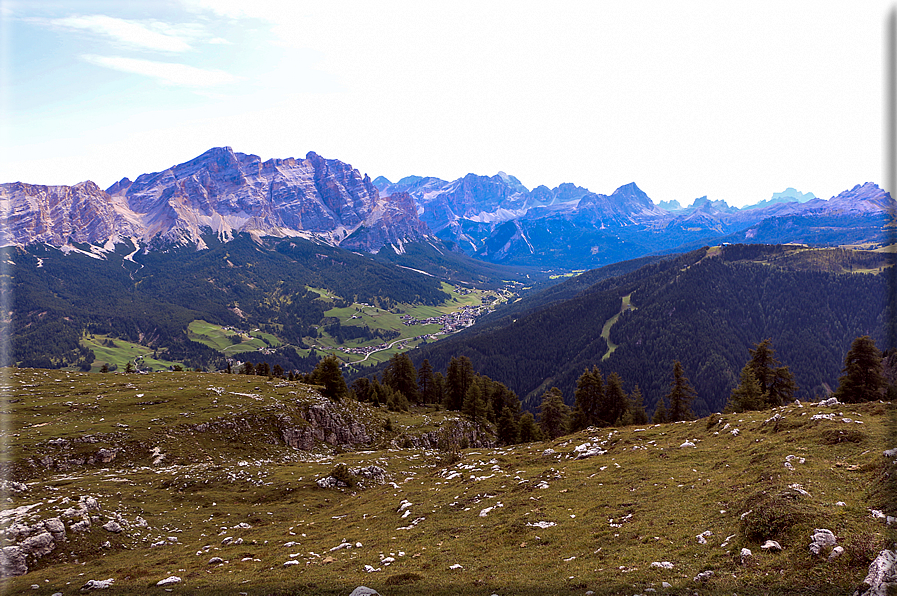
[
  {"left": 518, "top": 411, "right": 542, "bottom": 443},
  {"left": 538, "top": 387, "right": 570, "bottom": 440},
  {"left": 462, "top": 380, "right": 486, "bottom": 420},
  {"left": 725, "top": 364, "right": 767, "bottom": 413},
  {"left": 383, "top": 353, "right": 419, "bottom": 403},
  {"left": 310, "top": 354, "right": 348, "bottom": 401},
  {"left": 652, "top": 396, "right": 668, "bottom": 423},
  {"left": 747, "top": 339, "right": 797, "bottom": 407},
  {"left": 497, "top": 405, "right": 519, "bottom": 445},
  {"left": 627, "top": 384, "right": 649, "bottom": 425},
  {"left": 600, "top": 372, "right": 629, "bottom": 426},
  {"left": 666, "top": 361, "right": 697, "bottom": 421},
  {"left": 446, "top": 356, "right": 474, "bottom": 411},
  {"left": 834, "top": 336, "right": 887, "bottom": 403},
  {"left": 418, "top": 359, "right": 438, "bottom": 404},
  {"left": 572, "top": 366, "right": 604, "bottom": 431},
  {"left": 125, "top": 361, "right": 134, "bottom": 373}
]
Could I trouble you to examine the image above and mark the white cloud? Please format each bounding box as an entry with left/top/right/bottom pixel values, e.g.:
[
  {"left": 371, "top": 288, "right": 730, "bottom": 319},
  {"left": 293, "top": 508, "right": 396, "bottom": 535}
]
[
  {"left": 81, "top": 54, "right": 241, "bottom": 87},
  {"left": 53, "top": 15, "right": 193, "bottom": 52},
  {"left": 207, "top": 37, "right": 232, "bottom": 45}
]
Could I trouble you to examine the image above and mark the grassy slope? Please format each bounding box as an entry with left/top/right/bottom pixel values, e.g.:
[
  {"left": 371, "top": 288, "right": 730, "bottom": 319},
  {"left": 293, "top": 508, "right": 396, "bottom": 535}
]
[{"left": 0, "top": 369, "right": 895, "bottom": 595}]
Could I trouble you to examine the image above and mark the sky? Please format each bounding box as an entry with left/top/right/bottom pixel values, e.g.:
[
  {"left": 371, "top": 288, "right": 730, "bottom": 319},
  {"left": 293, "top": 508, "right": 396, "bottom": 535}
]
[{"left": 0, "top": 1, "right": 894, "bottom": 208}]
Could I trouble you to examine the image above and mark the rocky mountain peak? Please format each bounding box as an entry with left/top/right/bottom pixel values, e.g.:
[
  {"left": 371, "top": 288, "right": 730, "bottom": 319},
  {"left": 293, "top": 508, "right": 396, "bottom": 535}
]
[{"left": 2, "top": 148, "right": 432, "bottom": 253}]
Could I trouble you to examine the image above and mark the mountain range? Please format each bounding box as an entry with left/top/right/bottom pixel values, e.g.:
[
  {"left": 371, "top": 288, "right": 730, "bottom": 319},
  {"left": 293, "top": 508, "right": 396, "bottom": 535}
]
[
  {"left": 1, "top": 147, "right": 430, "bottom": 254},
  {"left": 2, "top": 147, "right": 894, "bottom": 269},
  {"left": 374, "top": 173, "right": 895, "bottom": 267}
]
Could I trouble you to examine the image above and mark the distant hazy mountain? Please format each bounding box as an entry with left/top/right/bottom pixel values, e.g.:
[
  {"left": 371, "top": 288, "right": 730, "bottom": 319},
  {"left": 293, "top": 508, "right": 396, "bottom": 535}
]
[{"left": 743, "top": 187, "right": 817, "bottom": 210}]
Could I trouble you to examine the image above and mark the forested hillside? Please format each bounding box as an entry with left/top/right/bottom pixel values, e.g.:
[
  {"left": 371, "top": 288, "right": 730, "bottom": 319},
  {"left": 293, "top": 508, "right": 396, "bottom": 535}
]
[
  {"left": 401, "top": 245, "right": 894, "bottom": 416},
  {"left": 9, "top": 235, "right": 482, "bottom": 371}
]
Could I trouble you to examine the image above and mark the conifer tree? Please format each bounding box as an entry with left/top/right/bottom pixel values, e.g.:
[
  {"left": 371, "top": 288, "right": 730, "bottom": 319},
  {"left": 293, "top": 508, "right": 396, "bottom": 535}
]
[
  {"left": 572, "top": 366, "right": 604, "bottom": 431},
  {"left": 538, "top": 387, "right": 570, "bottom": 440},
  {"left": 652, "top": 395, "right": 667, "bottom": 423},
  {"left": 418, "top": 359, "right": 438, "bottom": 404},
  {"left": 310, "top": 354, "right": 348, "bottom": 401},
  {"left": 747, "top": 339, "right": 797, "bottom": 407},
  {"left": 497, "top": 405, "right": 519, "bottom": 445},
  {"left": 627, "top": 384, "right": 649, "bottom": 425},
  {"left": 666, "top": 360, "right": 696, "bottom": 421},
  {"left": 600, "top": 372, "right": 629, "bottom": 426},
  {"left": 834, "top": 335, "right": 887, "bottom": 403},
  {"left": 446, "top": 356, "right": 474, "bottom": 411},
  {"left": 518, "top": 411, "right": 542, "bottom": 443},
  {"left": 462, "top": 380, "right": 487, "bottom": 421},
  {"left": 725, "top": 364, "right": 767, "bottom": 413},
  {"left": 383, "top": 353, "right": 419, "bottom": 403}
]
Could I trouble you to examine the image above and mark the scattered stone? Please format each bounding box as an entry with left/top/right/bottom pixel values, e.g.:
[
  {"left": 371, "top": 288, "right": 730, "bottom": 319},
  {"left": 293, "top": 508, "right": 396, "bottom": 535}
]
[
  {"left": 101, "top": 521, "right": 122, "bottom": 533},
  {"left": 761, "top": 540, "right": 782, "bottom": 551},
  {"left": 363, "top": 565, "right": 380, "bottom": 573},
  {"left": 156, "top": 576, "right": 181, "bottom": 586},
  {"left": 680, "top": 440, "right": 696, "bottom": 448},
  {"left": 854, "top": 549, "right": 896, "bottom": 596},
  {"left": 208, "top": 557, "right": 223, "bottom": 564},
  {"left": 836, "top": 502, "right": 847, "bottom": 507},
  {"left": 542, "top": 448, "right": 556, "bottom": 456},
  {"left": 741, "top": 548, "right": 752, "bottom": 563},
  {"left": 696, "top": 530, "right": 712, "bottom": 544},
  {"left": 829, "top": 546, "right": 845, "bottom": 562},
  {"left": 693, "top": 570, "right": 714, "bottom": 582},
  {"left": 651, "top": 561, "right": 674, "bottom": 569},
  {"left": 283, "top": 560, "right": 299, "bottom": 566},
  {"left": 349, "top": 587, "right": 380, "bottom": 596},
  {"left": 816, "top": 397, "right": 840, "bottom": 407},
  {"left": 809, "top": 529, "right": 837, "bottom": 555},
  {"left": 526, "top": 521, "right": 556, "bottom": 529},
  {"left": 80, "top": 578, "right": 115, "bottom": 590},
  {"left": 449, "top": 563, "right": 463, "bottom": 570},
  {"left": 661, "top": 582, "right": 672, "bottom": 589}
]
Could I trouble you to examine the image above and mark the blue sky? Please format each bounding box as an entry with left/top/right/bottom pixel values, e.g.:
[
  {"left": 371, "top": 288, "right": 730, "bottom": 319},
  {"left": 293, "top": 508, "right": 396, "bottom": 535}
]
[{"left": 1, "top": 1, "right": 893, "bottom": 207}]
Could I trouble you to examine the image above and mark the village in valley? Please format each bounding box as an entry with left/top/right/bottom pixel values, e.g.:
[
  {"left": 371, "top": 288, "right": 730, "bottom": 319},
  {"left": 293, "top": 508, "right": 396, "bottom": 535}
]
[{"left": 329, "top": 284, "right": 517, "bottom": 364}]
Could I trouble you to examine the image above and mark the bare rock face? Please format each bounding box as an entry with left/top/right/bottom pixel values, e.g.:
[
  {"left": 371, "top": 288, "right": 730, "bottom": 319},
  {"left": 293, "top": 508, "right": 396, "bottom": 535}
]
[
  {"left": 0, "top": 181, "right": 139, "bottom": 247},
  {"left": 281, "top": 403, "right": 371, "bottom": 450},
  {"left": 3, "top": 147, "right": 431, "bottom": 254},
  {"left": 394, "top": 418, "right": 495, "bottom": 450}
]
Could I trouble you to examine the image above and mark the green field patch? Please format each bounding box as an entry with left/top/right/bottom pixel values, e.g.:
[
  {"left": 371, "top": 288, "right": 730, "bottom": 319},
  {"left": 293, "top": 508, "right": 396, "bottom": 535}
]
[
  {"left": 80, "top": 334, "right": 183, "bottom": 372},
  {"left": 601, "top": 292, "right": 636, "bottom": 361},
  {"left": 187, "top": 320, "right": 281, "bottom": 356}
]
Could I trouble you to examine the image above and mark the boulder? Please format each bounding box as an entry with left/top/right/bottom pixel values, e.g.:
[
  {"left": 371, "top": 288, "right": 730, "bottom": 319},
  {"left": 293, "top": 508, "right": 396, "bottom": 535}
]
[
  {"left": 20, "top": 532, "right": 55, "bottom": 558},
  {"left": 0, "top": 546, "right": 27, "bottom": 577},
  {"left": 854, "top": 549, "right": 896, "bottom": 596},
  {"left": 349, "top": 587, "right": 380, "bottom": 596},
  {"left": 809, "top": 528, "right": 837, "bottom": 555}
]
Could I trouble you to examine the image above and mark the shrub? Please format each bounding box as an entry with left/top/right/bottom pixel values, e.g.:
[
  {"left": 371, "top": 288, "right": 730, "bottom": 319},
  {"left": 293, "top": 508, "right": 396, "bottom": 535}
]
[
  {"left": 330, "top": 463, "right": 354, "bottom": 488},
  {"left": 739, "top": 487, "right": 809, "bottom": 542}
]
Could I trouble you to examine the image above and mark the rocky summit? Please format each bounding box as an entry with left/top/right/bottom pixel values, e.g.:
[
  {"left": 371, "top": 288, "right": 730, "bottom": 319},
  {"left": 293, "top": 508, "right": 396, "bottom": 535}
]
[{"left": 0, "top": 147, "right": 431, "bottom": 253}]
